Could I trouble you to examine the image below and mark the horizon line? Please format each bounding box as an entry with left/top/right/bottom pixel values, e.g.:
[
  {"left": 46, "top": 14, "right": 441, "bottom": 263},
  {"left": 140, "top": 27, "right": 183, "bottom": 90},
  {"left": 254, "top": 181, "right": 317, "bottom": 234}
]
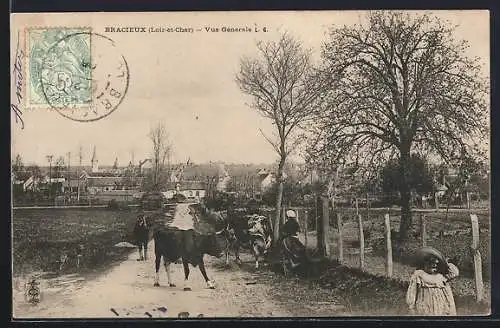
[{"left": 12, "top": 161, "right": 295, "bottom": 167}]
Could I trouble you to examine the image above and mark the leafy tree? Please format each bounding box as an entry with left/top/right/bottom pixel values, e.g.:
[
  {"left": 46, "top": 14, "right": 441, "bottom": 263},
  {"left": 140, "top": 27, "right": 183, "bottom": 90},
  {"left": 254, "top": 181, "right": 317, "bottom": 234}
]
[
  {"left": 442, "top": 149, "right": 486, "bottom": 215},
  {"left": 313, "top": 11, "right": 488, "bottom": 243},
  {"left": 381, "top": 154, "right": 434, "bottom": 195},
  {"left": 262, "top": 180, "right": 309, "bottom": 207}
]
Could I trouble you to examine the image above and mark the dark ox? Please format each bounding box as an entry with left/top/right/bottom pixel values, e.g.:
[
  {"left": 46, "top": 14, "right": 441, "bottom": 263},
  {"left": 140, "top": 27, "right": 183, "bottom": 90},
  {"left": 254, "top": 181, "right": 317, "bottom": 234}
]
[
  {"left": 133, "top": 215, "right": 150, "bottom": 261},
  {"left": 224, "top": 213, "right": 272, "bottom": 269},
  {"left": 153, "top": 205, "right": 226, "bottom": 290}
]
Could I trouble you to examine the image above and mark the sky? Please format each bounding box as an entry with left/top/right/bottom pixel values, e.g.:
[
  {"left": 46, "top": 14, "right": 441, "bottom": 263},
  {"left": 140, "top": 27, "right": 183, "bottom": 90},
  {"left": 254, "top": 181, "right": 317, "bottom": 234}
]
[{"left": 11, "top": 10, "right": 490, "bottom": 167}]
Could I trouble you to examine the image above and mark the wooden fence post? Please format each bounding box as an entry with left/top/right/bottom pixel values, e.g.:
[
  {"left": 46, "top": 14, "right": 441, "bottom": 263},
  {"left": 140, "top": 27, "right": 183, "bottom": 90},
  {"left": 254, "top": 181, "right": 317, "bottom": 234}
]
[
  {"left": 470, "top": 214, "right": 484, "bottom": 302},
  {"left": 385, "top": 214, "right": 393, "bottom": 278},
  {"left": 314, "top": 193, "right": 318, "bottom": 232},
  {"left": 304, "top": 210, "right": 308, "bottom": 249},
  {"left": 337, "top": 212, "right": 343, "bottom": 263},
  {"left": 420, "top": 214, "right": 427, "bottom": 247},
  {"left": 358, "top": 214, "right": 365, "bottom": 270},
  {"left": 295, "top": 208, "right": 300, "bottom": 243},
  {"left": 316, "top": 196, "right": 322, "bottom": 252}
]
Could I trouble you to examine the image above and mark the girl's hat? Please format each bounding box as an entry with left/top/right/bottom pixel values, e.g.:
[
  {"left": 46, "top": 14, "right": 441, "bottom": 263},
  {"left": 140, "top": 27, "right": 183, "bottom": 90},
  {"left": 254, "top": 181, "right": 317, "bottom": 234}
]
[{"left": 416, "top": 246, "right": 447, "bottom": 265}]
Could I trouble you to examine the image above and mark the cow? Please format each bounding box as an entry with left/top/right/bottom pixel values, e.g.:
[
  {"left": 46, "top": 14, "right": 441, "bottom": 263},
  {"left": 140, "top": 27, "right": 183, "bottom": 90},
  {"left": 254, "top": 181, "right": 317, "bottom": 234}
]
[
  {"left": 153, "top": 204, "right": 226, "bottom": 290},
  {"left": 133, "top": 214, "right": 150, "bottom": 261},
  {"left": 224, "top": 213, "right": 272, "bottom": 269}
]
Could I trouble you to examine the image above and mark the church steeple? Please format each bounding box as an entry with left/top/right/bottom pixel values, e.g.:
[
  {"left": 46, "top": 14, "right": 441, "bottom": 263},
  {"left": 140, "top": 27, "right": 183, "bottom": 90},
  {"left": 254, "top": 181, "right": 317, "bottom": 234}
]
[{"left": 91, "top": 145, "right": 99, "bottom": 173}]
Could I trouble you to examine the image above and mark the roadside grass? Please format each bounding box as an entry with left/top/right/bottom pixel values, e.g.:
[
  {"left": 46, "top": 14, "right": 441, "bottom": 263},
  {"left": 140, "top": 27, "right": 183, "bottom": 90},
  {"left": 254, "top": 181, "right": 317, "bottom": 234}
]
[
  {"left": 312, "top": 261, "right": 490, "bottom": 316},
  {"left": 221, "top": 212, "right": 490, "bottom": 318},
  {"left": 218, "top": 207, "right": 491, "bottom": 316},
  {"left": 225, "top": 252, "right": 490, "bottom": 316}
]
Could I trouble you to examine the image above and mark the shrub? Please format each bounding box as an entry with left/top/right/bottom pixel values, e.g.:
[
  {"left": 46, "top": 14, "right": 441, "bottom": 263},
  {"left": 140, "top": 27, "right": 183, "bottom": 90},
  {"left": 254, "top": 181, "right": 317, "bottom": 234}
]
[{"left": 107, "top": 199, "right": 119, "bottom": 210}]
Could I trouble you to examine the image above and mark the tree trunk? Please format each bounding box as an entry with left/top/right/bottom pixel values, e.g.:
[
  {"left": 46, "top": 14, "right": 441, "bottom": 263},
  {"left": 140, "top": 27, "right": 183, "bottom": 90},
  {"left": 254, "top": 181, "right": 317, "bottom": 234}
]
[
  {"left": 273, "top": 156, "right": 286, "bottom": 246},
  {"left": 399, "top": 186, "right": 411, "bottom": 242},
  {"left": 398, "top": 144, "right": 412, "bottom": 244}
]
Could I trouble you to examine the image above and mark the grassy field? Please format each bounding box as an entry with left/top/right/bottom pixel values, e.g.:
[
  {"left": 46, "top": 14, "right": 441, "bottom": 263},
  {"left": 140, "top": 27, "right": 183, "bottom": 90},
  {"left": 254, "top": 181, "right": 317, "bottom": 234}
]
[{"left": 12, "top": 208, "right": 142, "bottom": 277}]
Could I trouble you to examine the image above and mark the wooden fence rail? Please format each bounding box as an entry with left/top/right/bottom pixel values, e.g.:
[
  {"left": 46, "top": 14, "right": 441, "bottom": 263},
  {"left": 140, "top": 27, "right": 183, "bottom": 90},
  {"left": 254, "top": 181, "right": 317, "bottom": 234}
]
[{"left": 420, "top": 214, "right": 427, "bottom": 247}]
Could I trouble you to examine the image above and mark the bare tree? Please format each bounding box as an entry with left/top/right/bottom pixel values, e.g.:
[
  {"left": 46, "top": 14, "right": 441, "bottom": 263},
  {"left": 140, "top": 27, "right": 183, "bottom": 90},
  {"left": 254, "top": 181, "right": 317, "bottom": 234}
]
[
  {"left": 236, "top": 33, "right": 324, "bottom": 245},
  {"left": 12, "top": 154, "right": 24, "bottom": 175},
  {"left": 148, "top": 122, "right": 172, "bottom": 192},
  {"left": 54, "top": 156, "right": 66, "bottom": 178},
  {"left": 315, "top": 11, "right": 488, "bottom": 243}
]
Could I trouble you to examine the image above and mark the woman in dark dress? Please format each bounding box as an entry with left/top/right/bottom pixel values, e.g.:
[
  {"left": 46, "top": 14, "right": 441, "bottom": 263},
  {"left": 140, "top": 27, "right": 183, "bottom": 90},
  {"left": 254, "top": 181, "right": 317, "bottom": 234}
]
[{"left": 281, "top": 210, "right": 300, "bottom": 238}]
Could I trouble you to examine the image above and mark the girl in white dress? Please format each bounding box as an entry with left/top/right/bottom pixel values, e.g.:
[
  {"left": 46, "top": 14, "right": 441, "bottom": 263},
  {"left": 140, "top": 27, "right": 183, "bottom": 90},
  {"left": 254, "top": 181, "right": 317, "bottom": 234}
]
[{"left": 406, "top": 246, "right": 460, "bottom": 316}]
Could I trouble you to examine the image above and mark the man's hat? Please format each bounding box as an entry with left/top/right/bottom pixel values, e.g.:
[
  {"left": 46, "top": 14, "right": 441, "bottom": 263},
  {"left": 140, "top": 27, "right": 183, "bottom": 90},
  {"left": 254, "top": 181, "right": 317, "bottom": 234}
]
[{"left": 286, "top": 210, "right": 296, "bottom": 218}]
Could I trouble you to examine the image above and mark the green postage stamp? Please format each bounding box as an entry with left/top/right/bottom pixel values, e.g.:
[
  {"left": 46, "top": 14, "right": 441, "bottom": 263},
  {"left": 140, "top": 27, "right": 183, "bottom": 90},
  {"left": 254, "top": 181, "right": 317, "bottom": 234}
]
[{"left": 26, "top": 28, "right": 93, "bottom": 109}]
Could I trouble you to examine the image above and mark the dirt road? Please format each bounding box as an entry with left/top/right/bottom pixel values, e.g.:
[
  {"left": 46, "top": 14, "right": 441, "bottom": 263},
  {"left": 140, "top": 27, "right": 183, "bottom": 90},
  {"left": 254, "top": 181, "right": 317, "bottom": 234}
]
[
  {"left": 13, "top": 204, "right": 293, "bottom": 319},
  {"left": 12, "top": 205, "right": 350, "bottom": 318},
  {"left": 13, "top": 240, "right": 293, "bottom": 319}
]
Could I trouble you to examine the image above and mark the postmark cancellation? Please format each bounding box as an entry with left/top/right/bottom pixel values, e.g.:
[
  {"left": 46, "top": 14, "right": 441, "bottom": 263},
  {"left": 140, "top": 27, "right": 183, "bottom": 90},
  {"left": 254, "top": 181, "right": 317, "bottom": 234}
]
[{"left": 24, "top": 27, "right": 129, "bottom": 122}]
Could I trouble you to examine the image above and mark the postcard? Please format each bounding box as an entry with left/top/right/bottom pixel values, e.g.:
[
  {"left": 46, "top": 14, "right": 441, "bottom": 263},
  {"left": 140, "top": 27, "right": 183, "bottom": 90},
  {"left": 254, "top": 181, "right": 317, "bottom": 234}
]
[{"left": 10, "top": 10, "right": 490, "bottom": 318}]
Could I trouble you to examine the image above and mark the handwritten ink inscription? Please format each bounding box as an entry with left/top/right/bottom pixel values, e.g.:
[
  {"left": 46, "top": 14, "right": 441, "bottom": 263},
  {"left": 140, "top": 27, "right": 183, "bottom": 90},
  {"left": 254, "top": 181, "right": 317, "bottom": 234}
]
[{"left": 12, "top": 30, "right": 25, "bottom": 129}]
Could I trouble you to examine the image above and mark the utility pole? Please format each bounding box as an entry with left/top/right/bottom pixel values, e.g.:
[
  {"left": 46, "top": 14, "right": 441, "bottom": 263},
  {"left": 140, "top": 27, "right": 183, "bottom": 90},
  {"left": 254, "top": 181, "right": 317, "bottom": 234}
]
[
  {"left": 67, "top": 152, "right": 71, "bottom": 199},
  {"left": 130, "top": 149, "right": 136, "bottom": 189},
  {"left": 78, "top": 146, "right": 83, "bottom": 202},
  {"left": 46, "top": 155, "right": 54, "bottom": 202}
]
